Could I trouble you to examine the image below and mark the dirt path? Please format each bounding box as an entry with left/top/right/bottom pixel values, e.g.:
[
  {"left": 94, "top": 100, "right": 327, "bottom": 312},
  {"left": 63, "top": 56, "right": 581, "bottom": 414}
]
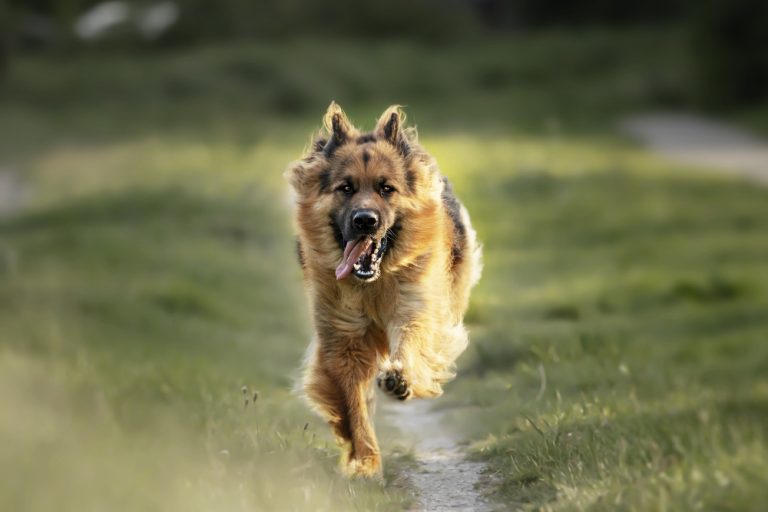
[
  {"left": 382, "top": 400, "right": 491, "bottom": 512},
  {"left": 621, "top": 113, "right": 768, "bottom": 186}
]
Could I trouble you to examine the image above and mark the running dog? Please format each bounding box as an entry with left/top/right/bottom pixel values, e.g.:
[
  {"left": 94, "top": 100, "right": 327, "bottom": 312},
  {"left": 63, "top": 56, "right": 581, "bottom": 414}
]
[{"left": 285, "top": 102, "right": 481, "bottom": 476}]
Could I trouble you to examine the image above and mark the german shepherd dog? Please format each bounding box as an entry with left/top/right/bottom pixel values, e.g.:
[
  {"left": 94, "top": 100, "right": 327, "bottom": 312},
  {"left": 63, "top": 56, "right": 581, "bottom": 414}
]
[{"left": 286, "top": 103, "right": 481, "bottom": 477}]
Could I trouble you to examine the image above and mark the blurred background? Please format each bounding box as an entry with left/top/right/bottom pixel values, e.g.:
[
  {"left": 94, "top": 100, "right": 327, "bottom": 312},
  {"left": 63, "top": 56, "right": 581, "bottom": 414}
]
[{"left": 1, "top": 1, "right": 767, "bottom": 510}]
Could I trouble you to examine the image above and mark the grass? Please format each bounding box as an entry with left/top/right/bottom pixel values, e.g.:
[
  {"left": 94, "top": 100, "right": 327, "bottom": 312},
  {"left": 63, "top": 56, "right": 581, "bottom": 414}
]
[
  {"left": 0, "top": 67, "right": 414, "bottom": 510},
  {"left": 449, "top": 164, "right": 768, "bottom": 510},
  {"left": 1, "top": 26, "right": 767, "bottom": 510},
  {"left": 0, "top": 170, "right": 413, "bottom": 510}
]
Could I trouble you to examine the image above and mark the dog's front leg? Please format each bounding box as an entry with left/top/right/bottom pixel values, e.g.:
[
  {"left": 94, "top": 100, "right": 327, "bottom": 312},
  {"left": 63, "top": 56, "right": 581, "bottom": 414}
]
[
  {"left": 305, "top": 336, "right": 381, "bottom": 477},
  {"left": 378, "top": 318, "right": 449, "bottom": 400}
]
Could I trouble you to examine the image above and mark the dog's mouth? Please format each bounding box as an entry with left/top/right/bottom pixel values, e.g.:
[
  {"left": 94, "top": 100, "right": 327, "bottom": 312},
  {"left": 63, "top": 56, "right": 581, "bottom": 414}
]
[{"left": 335, "top": 235, "right": 388, "bottom": 282}]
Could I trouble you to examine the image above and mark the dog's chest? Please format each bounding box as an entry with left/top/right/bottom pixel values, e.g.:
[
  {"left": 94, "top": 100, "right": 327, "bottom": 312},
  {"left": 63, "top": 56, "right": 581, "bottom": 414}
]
[{"left": 339, "top": 279, "right": 399, "bottom": 328}]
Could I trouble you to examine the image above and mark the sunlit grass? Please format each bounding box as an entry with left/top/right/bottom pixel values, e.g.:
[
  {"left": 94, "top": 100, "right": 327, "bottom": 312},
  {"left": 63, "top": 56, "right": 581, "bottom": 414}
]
[
  {"left": 0, "top": 130, "right": 411, "bottom": 510},
  {"left": 442, "top": 139, "right": 768, "bottom": 510}
]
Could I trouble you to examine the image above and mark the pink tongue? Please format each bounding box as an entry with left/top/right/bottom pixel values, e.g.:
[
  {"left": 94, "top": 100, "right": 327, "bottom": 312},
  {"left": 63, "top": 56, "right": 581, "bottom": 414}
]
[{"left": 335, "top": 238, "right": 372, "bottom": 280}]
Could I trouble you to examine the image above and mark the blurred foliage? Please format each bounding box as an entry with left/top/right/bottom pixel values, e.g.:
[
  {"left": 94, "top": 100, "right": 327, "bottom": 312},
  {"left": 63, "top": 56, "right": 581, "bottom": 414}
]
[
  {"left": 167, "top": 0, "right": 477, "bottom": 42},
  {"left": 0, "top": 28, "right": 690, "bottom": 145},
  {"left": 6, "top": 0, "right": 768, "bottom": 109},
  {"left": 687, "top": 0, "right": 768, "bottom": 108},
  {"left": 8, "top": 0, "right": 478, "bottom": 46},
  {"left": 474, "top": 0, "right": 684, "bottom": 27}
]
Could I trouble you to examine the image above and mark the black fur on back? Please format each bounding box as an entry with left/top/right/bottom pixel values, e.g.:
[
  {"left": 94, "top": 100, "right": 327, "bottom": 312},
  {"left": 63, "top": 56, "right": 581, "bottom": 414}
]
[
  {"left": 441, "top": 177, "right": 466, "bottom": 265},
  {"left": 296, "top": 238, "right": 306, "bottom": 269}
]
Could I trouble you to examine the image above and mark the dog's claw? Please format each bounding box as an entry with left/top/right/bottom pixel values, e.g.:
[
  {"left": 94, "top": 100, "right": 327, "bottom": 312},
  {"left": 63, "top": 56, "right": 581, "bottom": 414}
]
[{"left": 377, "top": 368, "right": 410, "bottom": 400}]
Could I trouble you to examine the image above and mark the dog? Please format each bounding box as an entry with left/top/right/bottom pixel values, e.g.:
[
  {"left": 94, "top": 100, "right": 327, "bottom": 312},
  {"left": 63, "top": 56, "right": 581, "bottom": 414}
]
[{"left": 285, "top": 102, "right": 481, "bottom": 477}]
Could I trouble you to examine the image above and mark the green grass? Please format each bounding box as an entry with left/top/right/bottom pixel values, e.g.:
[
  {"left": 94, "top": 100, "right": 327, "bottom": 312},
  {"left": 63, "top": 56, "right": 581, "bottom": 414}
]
[
  {"left": 0, "top": 172, "right": 412, "bottom": 510},
  {"left": 0, "top": 64, "right": 414, "bottom": 510},
  {"left": 1, "top": 27, "right": 767, "bottom": 510},
  {"left": 450, "top": 164, "right": 768, "bottom": 510}
]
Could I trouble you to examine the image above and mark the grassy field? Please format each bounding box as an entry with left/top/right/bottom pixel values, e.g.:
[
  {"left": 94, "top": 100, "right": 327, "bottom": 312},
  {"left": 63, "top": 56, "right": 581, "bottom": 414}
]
[
  {"left": 1, "top": 28, "right": 767, "bottom": 510},
  {"left": 447, "top": 151, "right": 768, "bottom": 509}
]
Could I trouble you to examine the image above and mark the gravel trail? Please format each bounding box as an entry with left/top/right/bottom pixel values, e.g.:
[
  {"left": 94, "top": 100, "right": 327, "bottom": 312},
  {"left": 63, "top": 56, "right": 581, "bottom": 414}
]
[{"left": 383, "top": 400, "right": 492, "bottom": 512}]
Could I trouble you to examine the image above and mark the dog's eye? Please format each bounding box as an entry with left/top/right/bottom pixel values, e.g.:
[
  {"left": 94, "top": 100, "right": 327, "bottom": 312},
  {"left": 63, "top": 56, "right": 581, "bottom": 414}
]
[
  {"left": 336, "top": 183, "right": 354, "bottom": 195},
  {"left": 381, "top": 184, "right": 396, "bottom": 196}
]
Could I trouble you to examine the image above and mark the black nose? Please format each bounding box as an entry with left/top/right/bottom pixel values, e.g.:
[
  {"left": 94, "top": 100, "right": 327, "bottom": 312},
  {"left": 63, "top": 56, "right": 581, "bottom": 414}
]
[{"left": 352, "top": 209, "right": 379, "bottom": 233}]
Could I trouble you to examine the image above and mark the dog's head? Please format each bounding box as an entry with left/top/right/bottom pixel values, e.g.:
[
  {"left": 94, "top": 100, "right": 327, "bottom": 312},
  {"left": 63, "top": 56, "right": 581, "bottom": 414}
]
[{"left": 286, "top": 102, "right": 443, "bottom": 283}]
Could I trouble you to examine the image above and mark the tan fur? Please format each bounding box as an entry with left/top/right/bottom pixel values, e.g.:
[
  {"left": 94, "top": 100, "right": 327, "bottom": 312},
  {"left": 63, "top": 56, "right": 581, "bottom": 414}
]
[{"left": 285, "top": 103, "right": 481, "bottom": 477}]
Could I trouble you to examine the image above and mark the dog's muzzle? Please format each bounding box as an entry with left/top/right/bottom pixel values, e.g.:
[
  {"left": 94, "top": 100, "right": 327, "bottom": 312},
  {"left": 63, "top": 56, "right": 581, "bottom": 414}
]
[{"left": 335, "top": 235, "right": 389, "bottom": 282}]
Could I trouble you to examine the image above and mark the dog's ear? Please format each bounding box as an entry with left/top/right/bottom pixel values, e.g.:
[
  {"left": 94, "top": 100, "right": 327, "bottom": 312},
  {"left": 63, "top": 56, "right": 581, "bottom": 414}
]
[
  {"left": 321, "top": 101, "right": 352, "bottom": 157},
  {"left": 286, "top": 102, "right": 352, "bottom": 193},
  {"left": 376, "top": 105, "right": 411, "bottom": 157}
]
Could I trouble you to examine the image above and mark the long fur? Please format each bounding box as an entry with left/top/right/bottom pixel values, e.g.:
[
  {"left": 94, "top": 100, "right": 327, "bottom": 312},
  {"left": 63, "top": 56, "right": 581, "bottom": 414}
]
[{"left": 285, "top": 102, "right": 481, "bottom": 477}]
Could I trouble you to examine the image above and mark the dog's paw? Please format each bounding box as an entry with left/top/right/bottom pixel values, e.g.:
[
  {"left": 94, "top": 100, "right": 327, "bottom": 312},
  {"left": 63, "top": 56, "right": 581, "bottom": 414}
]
[
  {"left": 377, "top": 365, "right": 411, "bottom": 401},
  {"left": 344, "top": 454, "right": 382, "bottom": 478}
]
